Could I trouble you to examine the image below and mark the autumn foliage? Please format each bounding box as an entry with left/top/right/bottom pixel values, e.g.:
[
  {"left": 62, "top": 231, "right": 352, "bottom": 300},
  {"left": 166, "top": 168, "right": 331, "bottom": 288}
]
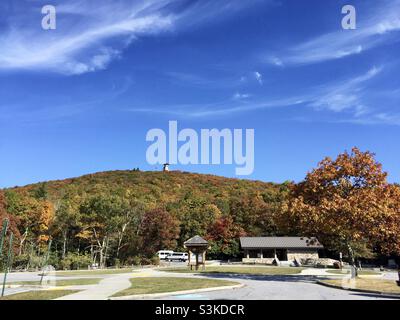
[
  {"left": 206, "top": 216, "right": 246, "bottom": 256},
  {"left": 138, "top": 208, "right": 180, "bottom": 257},
  {"left": 279, "top": 147, "right": 400, "bottom": 263},
  {"left": 1, "top": 148, "right": 399, "bottom": 269},
  {"left": 0, "top": 190, "right": 20, "bottom": 253},
  {"left": 2, "top": 171, "right": 282, "bottom": 267}
]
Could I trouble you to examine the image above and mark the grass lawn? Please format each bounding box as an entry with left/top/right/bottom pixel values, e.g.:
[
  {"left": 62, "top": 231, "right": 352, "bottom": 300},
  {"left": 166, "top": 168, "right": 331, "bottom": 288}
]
[
  {"left": 326, "top": 269, "right": 381, "bottom": 276},
  {"left": 112, "top": 277, "right": 239, "bottom": 297},
  {"left": 6, "top": 278, "right": 101, "bottom": 287},
  {"left": 55, "top": 268, "right": 134, "bottom": 277},
  {"left": 0, "top": 290, "right": 79, "bottom": 300},
  {"left": 321, "top": 278, "right": 400, "bottom": 294},
  {"left": 161, "top": 266, "right": 304, "bottom": 275}
]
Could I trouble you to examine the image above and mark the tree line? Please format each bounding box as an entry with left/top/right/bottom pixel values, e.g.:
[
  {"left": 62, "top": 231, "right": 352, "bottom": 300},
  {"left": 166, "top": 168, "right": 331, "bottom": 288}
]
[{"left": 0, "top": 147, "right": 399, "bottom": 270}]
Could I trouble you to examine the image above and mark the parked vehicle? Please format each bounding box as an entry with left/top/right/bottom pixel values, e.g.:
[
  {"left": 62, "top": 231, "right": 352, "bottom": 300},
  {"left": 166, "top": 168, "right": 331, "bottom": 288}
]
[
  {"left": 157, "top": 250, "right": 174, "bottom": 260},
  {"left": 166, "top": 252, "right": 189, "bottom": 262}
]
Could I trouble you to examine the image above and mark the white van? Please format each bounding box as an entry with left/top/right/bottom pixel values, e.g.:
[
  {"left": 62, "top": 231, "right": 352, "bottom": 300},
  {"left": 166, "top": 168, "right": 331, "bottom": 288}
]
[
  {"left": 157, "top": 250, "right": 174, "bottom": 260},
  {"left": 166, "top": 252, "right": 188, "bottom": 262}
]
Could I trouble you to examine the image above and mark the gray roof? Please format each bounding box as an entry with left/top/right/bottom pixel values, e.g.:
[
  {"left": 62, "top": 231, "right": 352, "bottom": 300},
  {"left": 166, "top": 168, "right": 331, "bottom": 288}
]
[
  {"left": 240, "top": 237, "right": 323, "bottom": 249},
  {"left": 184, "top": 235, "right": 208, "bottom": 246}
]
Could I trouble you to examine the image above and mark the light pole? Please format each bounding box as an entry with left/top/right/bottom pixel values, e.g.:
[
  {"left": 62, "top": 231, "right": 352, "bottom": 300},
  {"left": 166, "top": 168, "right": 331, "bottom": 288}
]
[
  {"left": 1, "top": 232, "right": 14, "bottom": 297},
  {"left": 0, "top": 218, "right": 9, "bottom": 257}
]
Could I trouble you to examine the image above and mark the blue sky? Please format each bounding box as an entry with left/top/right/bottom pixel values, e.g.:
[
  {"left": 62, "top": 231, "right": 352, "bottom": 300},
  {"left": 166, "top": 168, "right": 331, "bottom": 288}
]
[{"left": 1, "top": 0, "right": 400, "bottom": 187}]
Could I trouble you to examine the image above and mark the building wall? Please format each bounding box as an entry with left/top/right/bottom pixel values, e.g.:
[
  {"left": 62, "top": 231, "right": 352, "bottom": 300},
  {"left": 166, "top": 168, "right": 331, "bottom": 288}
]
[
  {"left": 287, "top": 249, "right": 319, "bottom": 263},
  {"left": 242, "top": 248, "right": 319, "bottom": 264}
]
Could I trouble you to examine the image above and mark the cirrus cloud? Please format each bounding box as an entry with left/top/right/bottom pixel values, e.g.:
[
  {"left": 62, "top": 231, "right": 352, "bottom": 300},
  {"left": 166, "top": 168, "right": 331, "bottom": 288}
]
[{"left": 0, "top": 0, "right": 260, "bottom": 75}]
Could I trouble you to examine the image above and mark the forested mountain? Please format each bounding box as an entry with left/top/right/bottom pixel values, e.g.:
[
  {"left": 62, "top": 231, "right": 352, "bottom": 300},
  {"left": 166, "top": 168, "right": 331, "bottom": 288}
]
[
  {"left": 2, "top": 148, "right": 399, "bottom": 271},
  {"left": 1, "top": 170, "right": 289, "bottom": 269}
]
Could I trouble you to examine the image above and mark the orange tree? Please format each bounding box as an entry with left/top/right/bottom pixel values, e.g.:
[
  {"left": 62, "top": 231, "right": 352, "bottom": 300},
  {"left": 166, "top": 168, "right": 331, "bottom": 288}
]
[
  {"left": 206, "top": 215, "right": 246, "bottom": 259},
  {"left": 4, "top": 190, "right": 53, "bottom": 253},
  {"left": 280, "top": 147, "right": 400, "bottom": 266},
  {"left": 138, "top": 208, "right": 180, "bottom": 257}
]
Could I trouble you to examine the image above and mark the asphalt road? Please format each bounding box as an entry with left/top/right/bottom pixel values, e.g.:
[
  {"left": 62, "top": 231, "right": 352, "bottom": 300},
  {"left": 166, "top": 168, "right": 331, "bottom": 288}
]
[
  {"left": 155, "top": 273, "right": 398, "bottom": 300},
  {"left": 1, "top": 268, "right": 398, "bottom": 300}
]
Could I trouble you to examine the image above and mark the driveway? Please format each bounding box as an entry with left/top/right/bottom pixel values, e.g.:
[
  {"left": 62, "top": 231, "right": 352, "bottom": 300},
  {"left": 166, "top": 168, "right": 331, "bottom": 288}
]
[
  {"left": 146, "top": 270, "right": 398, "bottom": 300},
  {"left": 1, "top": 268, "right": 398, "bottom": 300}
]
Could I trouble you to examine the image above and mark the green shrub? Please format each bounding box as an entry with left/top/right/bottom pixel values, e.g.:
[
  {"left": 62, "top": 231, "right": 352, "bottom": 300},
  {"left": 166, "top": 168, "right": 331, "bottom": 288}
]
[
  {"left": 127, "top": 256, "right": 141, "bottom": 266},
  {"left": 47, "top": 252, "right": 60, "bottom": 269},
  {"left": 13, "top": 253, "right": 43, "bottom": 270},
  {"left": 12, "top": 254, "right": 30, "bottom": 270},
  {"left": 151, "top": 256, "right": 160, "bottom": 266},
  {"left": 114, "top": 258, "right": 121, "bottom": 268},
  {"left": 140, "top": 257, "right": 152, "bottom": 265}
]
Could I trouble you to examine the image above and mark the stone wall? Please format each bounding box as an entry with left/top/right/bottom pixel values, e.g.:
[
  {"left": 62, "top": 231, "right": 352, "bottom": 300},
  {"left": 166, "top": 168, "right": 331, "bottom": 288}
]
[
  {"left": 287, "top": 249, "right": 319, "bottom": 263},
  {"left": 242, "top": 258, "right": 275, "bottom": 265}
]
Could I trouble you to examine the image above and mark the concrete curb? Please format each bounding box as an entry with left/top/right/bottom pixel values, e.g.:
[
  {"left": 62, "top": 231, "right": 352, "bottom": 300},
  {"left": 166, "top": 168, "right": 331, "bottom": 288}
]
[
  {"left": 2, "top": 284, "right": 45, "bottom": 289},
  {"left": 316, "top": 280, "right": 400, "bottom": 299},
  {"left": 323, "top": 272, "right": 384, "bottom": 278},
  {"left": 109, "top": 283, "right": 245, "bottom": 300}
]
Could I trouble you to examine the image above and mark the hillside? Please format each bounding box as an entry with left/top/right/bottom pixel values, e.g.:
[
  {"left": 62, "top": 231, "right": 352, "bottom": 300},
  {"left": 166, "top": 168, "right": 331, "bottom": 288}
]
[
  {"left": 1, "top": 170, "right": 288, "bottom": 269},
  {"left": 8, "top": 170, "right": 282, "bottom": 205}
]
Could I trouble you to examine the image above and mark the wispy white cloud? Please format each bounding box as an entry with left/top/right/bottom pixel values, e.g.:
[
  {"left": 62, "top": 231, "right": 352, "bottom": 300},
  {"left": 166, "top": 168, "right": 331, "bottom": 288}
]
[
  {"left": 232, "top": 92, "right": 251, "bottom": 100},
  {"left": 237, "top": 71, "right": 265, "bottom": 85},
  {"left": 308, "top": 66, "right": 382, "bottom": 114},
  {"left": 254, "top": 71, "right": 263, "bottom": 84},
  {"left": 125, "top": 66, "right": 390, "bottom": 123},
  {"left": 266, "top": 0, "right": 400, "bottom": 66},
  {"left": 165, "top": 69, "right": 268, "bottom": 89},
  {"left": 266, "top": 56, "right": 283, "bottom": 67},
  {"left": 125, "top": 96, "right": 305, "bottom": 117},
  {"left": 340, "top": 112, "right": 400, "bottom": 126},
  {"left": 0, "top": 0, "right": 258, "bottom": 75},
  {"left": 0, "top": 0, "right": 176, "bottom": 74}
]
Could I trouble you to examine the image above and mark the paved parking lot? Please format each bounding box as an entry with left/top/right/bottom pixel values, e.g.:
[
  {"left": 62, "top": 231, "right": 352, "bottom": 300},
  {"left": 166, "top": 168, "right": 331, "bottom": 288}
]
[
  {"left": 1, "top": 268, "right": 398, "bottom": 300},
  {"left": 162, "top": 277, "right": 395, "bottom": 300},
  {"left": 152, "top": 271, "right": 398, "bottom": 300}
]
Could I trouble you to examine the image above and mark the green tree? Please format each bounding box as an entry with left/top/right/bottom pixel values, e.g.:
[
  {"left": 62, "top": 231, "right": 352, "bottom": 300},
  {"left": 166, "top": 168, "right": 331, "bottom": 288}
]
[
  {"left": 174, "top": 197, "right": 220, "bottom": 247},
  {"left": 79, "top": 195, "right": 120, "bottom": 267},
  {"left": 52, "top": 197, "right": 82, "bottom": 258},
  {"left": 32, "top": 183, "right": 48, "bottom": 200}
]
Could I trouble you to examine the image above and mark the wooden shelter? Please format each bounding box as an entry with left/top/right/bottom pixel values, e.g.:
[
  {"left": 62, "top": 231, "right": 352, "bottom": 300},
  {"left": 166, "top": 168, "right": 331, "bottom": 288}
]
[{"left": 184, "top": 235, "right": 209, "bottom": 270}]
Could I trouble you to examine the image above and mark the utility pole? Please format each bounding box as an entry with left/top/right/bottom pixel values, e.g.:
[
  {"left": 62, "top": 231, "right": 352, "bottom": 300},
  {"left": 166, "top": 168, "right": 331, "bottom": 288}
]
[
  {"left": 1, "top": 232, "right": 14, "bottom": 297},
  {"left": 0, "top": 218, "right": 9, "bottom": 257}
]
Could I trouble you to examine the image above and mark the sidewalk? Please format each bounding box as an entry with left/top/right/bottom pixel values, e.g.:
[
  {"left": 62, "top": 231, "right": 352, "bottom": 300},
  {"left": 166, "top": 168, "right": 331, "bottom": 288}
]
[
  {"left": 55, "top": 269, "right": 158, "bottom": 300},
  {"left": 300, "top": 268, "right": 337, "bottom": 276},
  {"left": 55, "top": 273, "right": 132, "bottom": 300}
]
